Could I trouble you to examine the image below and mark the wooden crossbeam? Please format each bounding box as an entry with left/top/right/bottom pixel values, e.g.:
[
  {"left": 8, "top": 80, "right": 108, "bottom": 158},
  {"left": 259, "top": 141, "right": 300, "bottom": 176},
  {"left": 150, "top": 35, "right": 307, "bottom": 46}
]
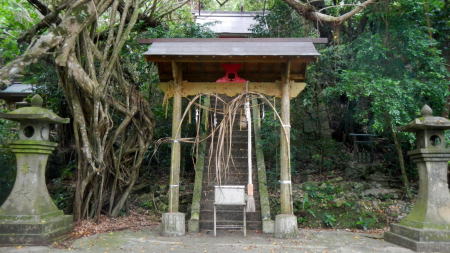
[{"left": 158, "top": 81, "right": 306, "bottom": 99}]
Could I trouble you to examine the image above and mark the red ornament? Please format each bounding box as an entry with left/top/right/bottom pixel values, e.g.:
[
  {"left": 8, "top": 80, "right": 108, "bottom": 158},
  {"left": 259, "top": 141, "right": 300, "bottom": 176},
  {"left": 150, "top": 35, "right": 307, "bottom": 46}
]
[{"left": 216, "top": 64, "right": 247, "bottom": 83}]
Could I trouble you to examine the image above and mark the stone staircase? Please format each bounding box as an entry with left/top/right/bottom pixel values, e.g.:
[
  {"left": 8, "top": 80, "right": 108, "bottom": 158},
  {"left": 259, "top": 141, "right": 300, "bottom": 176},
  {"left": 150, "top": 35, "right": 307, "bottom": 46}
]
[{"left": 199, "top": 97, "right": 262, "bottom": 231}]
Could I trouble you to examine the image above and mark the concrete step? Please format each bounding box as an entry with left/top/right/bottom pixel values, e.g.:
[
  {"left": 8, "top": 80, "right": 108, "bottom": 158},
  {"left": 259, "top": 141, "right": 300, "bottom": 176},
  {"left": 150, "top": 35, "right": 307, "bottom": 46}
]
[
  {"left": 200, "top": 191, "right": 260, "bottom": 198},
  {"left": 199, "top": 104, "right": 262, "bottom": 231},
  {"left": 200, "top": 210, "right": 261, "bottom": 221},
  {"left": 201, "top": 182, "right": 256, "bottom": 187},
  {"left": 200, "top": 220, "right": 262, "bottom": 230}
]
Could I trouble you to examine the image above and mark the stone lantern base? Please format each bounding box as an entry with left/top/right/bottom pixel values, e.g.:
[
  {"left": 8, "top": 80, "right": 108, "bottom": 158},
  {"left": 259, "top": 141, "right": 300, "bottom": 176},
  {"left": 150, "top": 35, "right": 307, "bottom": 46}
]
[
  {"left": 385, "top": 224, "right": 450, "bottom": 252},
  {"left": 0, "top": 213, "right": 73, "bottom": 245},
  {"left": 0, "top": 141, "right": 73, "bottom": 245}
]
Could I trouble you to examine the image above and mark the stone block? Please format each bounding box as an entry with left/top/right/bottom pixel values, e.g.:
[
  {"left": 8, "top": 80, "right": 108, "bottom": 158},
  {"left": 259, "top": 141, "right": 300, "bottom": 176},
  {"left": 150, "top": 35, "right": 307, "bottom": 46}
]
[
  {"left": 161, "top": 212, "right": 185, "bottom": 236},
  {"left": 274, "top": 214, "right": 298, "bottom": 238},
  {"left": 188, "top": 218, "right": 199, "bottom": 233},
  {"left": 262, "top": 219, "right": 274, "bottom": 234},
  {"left": 385, "top": 224, "right": 450, "bottom": 252},
  {"left": 0, "top": 215, "right": 73, "bottom": 246}
]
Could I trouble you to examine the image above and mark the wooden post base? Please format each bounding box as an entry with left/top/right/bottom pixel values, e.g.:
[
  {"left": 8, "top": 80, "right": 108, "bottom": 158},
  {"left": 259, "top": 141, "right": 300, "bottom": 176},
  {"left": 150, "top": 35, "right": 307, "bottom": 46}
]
[{"left": 161, "top": 212, "right": 185, "bottom": 237}]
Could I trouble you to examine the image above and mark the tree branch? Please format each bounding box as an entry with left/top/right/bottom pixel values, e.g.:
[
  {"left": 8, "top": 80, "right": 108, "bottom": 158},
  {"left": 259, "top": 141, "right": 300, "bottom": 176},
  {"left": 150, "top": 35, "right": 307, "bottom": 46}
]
[
  {"left": 282, "top": 0, "right": 377, "bottom": 24},
  {"left": 18, "top": 1, "right": 73, "bottom": 44},
  {"left": 0, "top": 33, "right": 63, "bottom": 87},
  {"left": 27, "top": 0, "right": 51, "bottom": 15}
]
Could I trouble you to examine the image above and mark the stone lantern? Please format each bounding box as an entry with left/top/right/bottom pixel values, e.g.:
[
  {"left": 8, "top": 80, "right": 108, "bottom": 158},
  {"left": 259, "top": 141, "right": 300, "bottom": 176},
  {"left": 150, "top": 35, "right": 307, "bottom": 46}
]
[
  {"left": 385, "top": 105, "right": 450, "bottom": 252},
  {"left": 0, "top": 94, "right": 73, "bottom": 245}
]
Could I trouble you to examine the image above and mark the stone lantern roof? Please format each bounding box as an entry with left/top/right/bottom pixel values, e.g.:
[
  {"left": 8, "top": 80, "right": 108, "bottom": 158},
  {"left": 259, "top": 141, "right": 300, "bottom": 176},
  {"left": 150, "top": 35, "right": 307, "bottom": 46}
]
[
  {"left": 0, "top": 94, "right": 69, "bottom": 124},
  {"left": 400, "top": 105, "right": 450, "bottom": 131}
]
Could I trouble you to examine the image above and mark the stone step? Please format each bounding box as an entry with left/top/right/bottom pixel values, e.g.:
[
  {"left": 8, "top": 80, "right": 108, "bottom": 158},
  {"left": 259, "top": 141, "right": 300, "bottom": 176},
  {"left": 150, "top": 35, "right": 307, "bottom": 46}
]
[
  {"left": 203, "top": 165, "right": 256, "bottom": 171},
  {"left": 202, "top": 173, "right": 257, "bottom": 179},
  {"left": 205, "top": 155, "right": 256, "bottom": 159},
  {"left": 199, "top": 100, "right": 262, "bottom": 231},
  {"left": 200, "top": 205, "right": 262, "bottom": 212},
  {"left": 200, "top": 190, "right": 260, "bottom": 198},
  {"left": 202, "top": 177, "right": 257, "bottom": 182},
  {"left": 200, "top": 203, "right": 261, "bottom": 208},
  {"left": 200, "top": 210, "right": 261, "bottom": 221},
  {"left": 201, "top": 203, "right": 261, "bottom": 210},
  {"left": 202, "top": 171, "right": 257, "bottom": 176},
  {"left": 200, "top": 206, "right": 261, "bottom": 212},
  {"left": 201, "top": 197, "right": 261, "bottom": 204},
  {"left": 200, "top": 220, "right": 262, "bottom": 230},
  {"left": 202, "top": 180, "right": 256, "bottom": 184}
]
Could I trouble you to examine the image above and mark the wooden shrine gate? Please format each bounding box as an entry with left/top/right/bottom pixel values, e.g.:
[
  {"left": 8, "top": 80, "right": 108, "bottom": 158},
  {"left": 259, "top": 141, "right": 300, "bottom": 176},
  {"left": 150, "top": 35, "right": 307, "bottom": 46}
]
[{"left": 142, "top": 38, "right": 323, "bottom": 238}]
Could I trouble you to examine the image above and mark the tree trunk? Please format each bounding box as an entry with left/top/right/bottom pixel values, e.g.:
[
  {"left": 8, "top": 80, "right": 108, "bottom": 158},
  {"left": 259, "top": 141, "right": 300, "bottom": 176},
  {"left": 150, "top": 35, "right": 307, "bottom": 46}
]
[{"left": 388, "top": 115, "right": 411, "bottom": 198}]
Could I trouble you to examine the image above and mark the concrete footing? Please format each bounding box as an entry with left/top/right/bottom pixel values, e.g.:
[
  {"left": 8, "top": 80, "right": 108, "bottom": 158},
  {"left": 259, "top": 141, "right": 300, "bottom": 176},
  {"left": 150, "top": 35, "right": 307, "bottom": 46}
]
[
  {"left": 274, "top": 214, "right": 298, "bottom": 238},
  {"left": 384, "top": 224, "right": 450, "bottom": 252},
  {"left": 187, "top": 218, "right": 199, "bottom": 233},
  {"left": 161, "top": 212, "right": 185, "bottom": 236},
  {"left": 262, "top": 219, "right": 274, "bottom": 234},
  {"left": 0, "top": 214, "right": 73, "bottom": 245}
]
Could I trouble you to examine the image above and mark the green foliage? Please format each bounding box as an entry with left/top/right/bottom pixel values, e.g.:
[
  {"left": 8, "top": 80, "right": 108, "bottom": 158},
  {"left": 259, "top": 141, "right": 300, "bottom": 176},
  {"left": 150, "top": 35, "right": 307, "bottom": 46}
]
[
  {"left": 201, "top": 0, "right": 272, "bottom": 11},
  {"left": 291, "top": 180, "right": 403, "bottom": 229},
  {"left": 0, "top": 0, "right": 39, "bottom": 65},
  {"left": 356, "top": 215, "right": 378, "bottom": 230},
  {"left": 323, "top": 213, "right": 337, "bottom": 228},
  {"left": 250, "top": 0, "right": 318, "bottom": 38},
  {"left": 323, "top": 0, "right": 448, "bottom": 134},
  {"left": 132, "top": 20, "right": 217, "bottom": 179},
  {"left": 50, "top": 178, "right": 74, "bottom": 213},
  {"left": 141, "top": 20, "right": 216, "bottom": 39},
  {"left": 0, "top": 104, "right": 17, "bottom": 205},
  {"left": 139, "top": 184, "right": 169, "bottom": 214},
  {"left": 298, "top": 135, "right": 350, "bottom": 174}
]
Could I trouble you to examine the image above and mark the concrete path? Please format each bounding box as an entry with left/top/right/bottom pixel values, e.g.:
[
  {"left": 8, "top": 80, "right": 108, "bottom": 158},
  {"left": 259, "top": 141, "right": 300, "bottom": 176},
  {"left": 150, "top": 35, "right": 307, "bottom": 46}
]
[{"left": 0, "top": 228, "right": 413, "bottom": 253}]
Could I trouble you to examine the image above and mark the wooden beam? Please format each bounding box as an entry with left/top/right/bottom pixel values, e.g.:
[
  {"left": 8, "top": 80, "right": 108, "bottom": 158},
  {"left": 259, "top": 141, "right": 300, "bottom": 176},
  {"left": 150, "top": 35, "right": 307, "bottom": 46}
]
[
  {"left": 289, "top": 74, "right": 305, "bottom": 80},
  {"left": 169, "top": 61, "right": 182, "bottom": 213},
  {"left": 158, "top": 81, "right": 306, "bottom": 98},
  {"left": 138, "top": 38, "right": 328, "bottom": 44},
  {"left": 279, "top": 60, "right": 293, "bottom": 215},
  {"left": 145, "top": 55, "right": 317, "bottom": 64}
]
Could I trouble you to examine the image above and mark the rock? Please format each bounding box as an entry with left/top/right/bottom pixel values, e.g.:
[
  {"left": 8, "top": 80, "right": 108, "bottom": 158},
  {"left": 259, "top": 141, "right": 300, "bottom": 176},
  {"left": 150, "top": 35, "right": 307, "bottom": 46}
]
[
  {"left": 367, "top": 172, "right": 391, "bottom": 188},
  {"left": 362, "top": 188, "right": 401, "bottom": 199}
]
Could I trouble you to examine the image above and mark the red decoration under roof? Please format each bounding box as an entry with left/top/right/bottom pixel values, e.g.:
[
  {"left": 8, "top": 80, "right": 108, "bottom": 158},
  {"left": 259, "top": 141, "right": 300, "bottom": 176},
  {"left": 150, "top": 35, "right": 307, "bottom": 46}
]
[{"left": 216, "top": 64, "right": 247, "bottom": 83}]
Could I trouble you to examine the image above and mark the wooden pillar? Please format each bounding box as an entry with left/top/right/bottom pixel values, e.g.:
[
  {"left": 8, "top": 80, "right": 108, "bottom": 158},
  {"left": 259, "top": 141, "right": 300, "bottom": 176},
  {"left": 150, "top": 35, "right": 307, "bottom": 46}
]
[
  {"left": 169, "top": 61, "right": 182, "bottom": 213},
  {"left": 279, "top": 61, "right": 293, "bottom": 214}
]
